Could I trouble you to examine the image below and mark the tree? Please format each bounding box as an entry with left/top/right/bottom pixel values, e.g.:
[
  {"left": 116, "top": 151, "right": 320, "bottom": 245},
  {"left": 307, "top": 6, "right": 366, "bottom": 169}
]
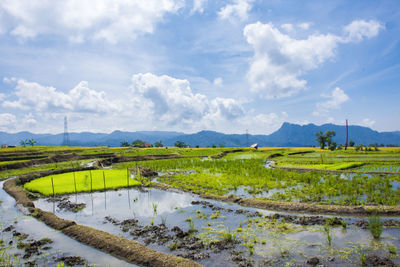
[
  {"left": 28, "top": 138, "right": 37, "bottom": 147},
  {"left": 349, "top": 140, "right": 355, "bottom": 147},
  {"left": 132, "top": 139, "right": 145, "bottom": 148},
  {"left": 325, "top": 131, "right": 336, "bottom": 148},
  {"left": 154, "top": 141, "right": 163, "bottom": 147},
  {"left": 175, "top": 141, "right": 187, "bottom": 148},
  {"left": 120, "top": 141, "right": 130, "bottom": 147},
  {"left": 329, "top": 141, "right": 337, "bottom": 151},
  {"left": 211, "top": 144, "right": 216, "bottom": 148},
  {"left": 19, "top": 139, "right": 28, "bottom": 147},
  {"left": 315, "top": 131, "right": 326, "bottom": 149}
]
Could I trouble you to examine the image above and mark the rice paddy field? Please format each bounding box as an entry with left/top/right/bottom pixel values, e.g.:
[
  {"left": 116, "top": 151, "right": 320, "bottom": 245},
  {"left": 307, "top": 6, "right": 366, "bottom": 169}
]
[{"left": 1, "top": 146, "right": 400, "bottom": 266}]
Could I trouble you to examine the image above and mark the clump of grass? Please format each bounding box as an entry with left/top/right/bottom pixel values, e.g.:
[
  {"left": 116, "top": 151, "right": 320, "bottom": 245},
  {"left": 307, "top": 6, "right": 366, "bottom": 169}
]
[
  {"left": 388, "top": 244, "right": 397, "bottom": 255},
  {"left": 368, "top": 216, "right": 383, "bottom": 239},
  {"left": 168, "top": 241, "right": 179, "bottom": 251},
  {"left": 323, "top": 223, "right": 332, "bottom": 247},
  {"left": 152, "top": 202, "right": 158, "bottom": 215},
  {"left": 210, "top": 211, "right": 220, "bottom": 219}
]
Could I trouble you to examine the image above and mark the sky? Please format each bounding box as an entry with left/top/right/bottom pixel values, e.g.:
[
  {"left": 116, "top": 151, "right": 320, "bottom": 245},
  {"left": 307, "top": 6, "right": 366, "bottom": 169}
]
[{"left": 0, "top": 0, "right": 399, "bottom": 135}]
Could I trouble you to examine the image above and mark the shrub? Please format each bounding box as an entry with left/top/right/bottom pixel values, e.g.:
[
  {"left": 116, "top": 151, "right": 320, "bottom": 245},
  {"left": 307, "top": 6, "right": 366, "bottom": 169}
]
[{"left": 368, "top": 216, "right": 383, "bottom": 239}]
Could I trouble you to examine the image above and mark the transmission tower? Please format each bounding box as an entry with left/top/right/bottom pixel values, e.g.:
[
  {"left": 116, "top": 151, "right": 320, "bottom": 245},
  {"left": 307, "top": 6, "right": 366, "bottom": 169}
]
[{"left": 63, "top": 116, "right": 70, "bottom": 146}]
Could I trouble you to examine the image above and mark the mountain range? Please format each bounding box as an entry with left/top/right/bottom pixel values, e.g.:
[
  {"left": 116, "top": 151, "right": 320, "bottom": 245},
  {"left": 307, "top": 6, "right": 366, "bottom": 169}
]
[{"left": 1, "top": 123, "right": 399, "bottom": 147}]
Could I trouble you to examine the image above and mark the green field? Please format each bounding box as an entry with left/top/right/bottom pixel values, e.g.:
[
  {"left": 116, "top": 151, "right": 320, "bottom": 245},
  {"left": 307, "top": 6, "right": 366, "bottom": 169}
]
[
  {"left": 24, "top": 170, "right": 141, "bottom": 195},
  {"left": 1, "top": 146, "right": 399, "bottom": 206}
]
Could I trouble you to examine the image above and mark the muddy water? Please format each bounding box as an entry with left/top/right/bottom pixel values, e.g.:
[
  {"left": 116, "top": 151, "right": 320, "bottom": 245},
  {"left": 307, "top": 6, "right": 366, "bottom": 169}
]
[
  {"left": 33, "top": 187, "right": 400, "bottom": 267},
  {"left": 0, "top": 181, "right": 135, "bottom": 267}
]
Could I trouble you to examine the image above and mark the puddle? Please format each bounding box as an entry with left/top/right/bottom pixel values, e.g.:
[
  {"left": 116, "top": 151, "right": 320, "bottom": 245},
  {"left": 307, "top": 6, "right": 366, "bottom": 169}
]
[
  {"left": 32, "top": 187, "right": 400, "bottom": 267},
  {"left": 0, "top": 181, "right": 135, "bottom": 267},
  {"left": 264, "top": 160, "right": 274, "bottom": 169}
]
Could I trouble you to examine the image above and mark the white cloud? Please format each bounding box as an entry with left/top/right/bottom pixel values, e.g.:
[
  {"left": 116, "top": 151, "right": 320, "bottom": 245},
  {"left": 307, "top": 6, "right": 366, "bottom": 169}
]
[
  {"left": 218, "top": 0, "right": 253, "bottom": 21},
  {"left": 213, "top": 77, "right": 223, "bottom": 87},
  {"left": 0, "top": 0, "right": 184, "bottom": 43},
  {"left": 191, "top": 0, "right": 207, "bottom": 14},
  {"left": 2, "top": 78, "right": 117, "bottom": 113},
  {"left": 129, "top": 73, "right": 243, "bottom": 127},
  {"left": 0, "top": 113, "right": 16, "bottom": 127},
  {"left": 343, "top": 20, "right": 384, "bottom": 43},
  {"left": 0, "top": 93, "right": 5, "bottom": 102},
  {"left": 298, "top": 22, "right": 310, "bottom": 30},
  {"left": 281, "top": 23, "right": 294, "bottom": 32},
  {"left": 361, "top": 118, "right": 376, "bottom": 128},
  {"left": 314, "top": 87, "right": 349, "bottom": 116},
  {"left": 244, "top": 20, "right": 383, "bottom": 98},
  {"left": 23, "top": 113, "right": 37, "bottom": 125}
]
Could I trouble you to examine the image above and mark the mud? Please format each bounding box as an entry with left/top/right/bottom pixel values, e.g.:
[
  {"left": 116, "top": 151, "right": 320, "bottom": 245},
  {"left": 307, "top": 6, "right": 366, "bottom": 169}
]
[
  {"left": 267, "top": 153, "right": 283, "bottom": 159},
  {"left": 353, "top": 219, "right": 400, "bottom": 229},
  {"left": 287, "top": 151, "right": 315, "bottom": 156},
  {"left": 17, "top": 237, "right": 53, "bottom": 259},
  {"left": 105, "top": 215, "right": 240, "bottom": 262},
  {"left": 31, "top": 208, "right": 76, "bottom": 230},
  {"left": 0, "top": 153, "right": 113, "bottom": 172},
  {"left": 56, "top": 256, "right": 87, "bottom": 266},
  {"left": 3, "top": 178, "right": 34, "bottom": 207},
  {"left": 366, "top": 255, "right": 396, "bottom": 267},
  {"left": 237, "top": 197, "right": 400, "bottom": 216},
  {"left": 210, "top": 149, "right": 245, "bottom": 159},
  {"left": 63, "top": 224, "right": 201, "bottom": 267},
  {"left": 130, "top": 165, "right": 159, "bottom": 178},
  {"left": 47, "top": 197, "right": 86, "bottom": 212},
  {"left": 97, "top": 154, "right": 183, "bottom": 167}
]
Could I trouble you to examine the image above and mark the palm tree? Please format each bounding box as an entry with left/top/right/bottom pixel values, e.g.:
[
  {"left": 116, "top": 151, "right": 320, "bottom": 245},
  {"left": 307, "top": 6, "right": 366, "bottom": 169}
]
[
  {"left": 19, "top": 139, "right": 28, "bottom": 147},
  {"left": 28, "top": 138, "right": 37, "bottom": 146}
]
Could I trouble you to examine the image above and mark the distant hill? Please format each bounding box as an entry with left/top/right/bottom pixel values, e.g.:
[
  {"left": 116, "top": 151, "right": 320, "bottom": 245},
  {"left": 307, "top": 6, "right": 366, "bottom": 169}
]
[{"left": 1, "top": 123, "right": 399, "bottom": 147}]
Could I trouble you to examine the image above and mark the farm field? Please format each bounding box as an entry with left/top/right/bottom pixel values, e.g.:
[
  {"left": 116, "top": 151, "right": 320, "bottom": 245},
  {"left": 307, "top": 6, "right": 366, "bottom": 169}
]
[{"left": 1, "top": 146, "right": 399, "bottom": 266}]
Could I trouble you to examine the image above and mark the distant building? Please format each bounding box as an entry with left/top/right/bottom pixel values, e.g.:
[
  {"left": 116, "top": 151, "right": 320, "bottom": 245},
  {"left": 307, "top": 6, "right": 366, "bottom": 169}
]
[
  {"left": 250, "top": 143, "right": 258, "bottom": 149},
  {"left": 1, "top": 144, "right": 8, "bottom": 148}
]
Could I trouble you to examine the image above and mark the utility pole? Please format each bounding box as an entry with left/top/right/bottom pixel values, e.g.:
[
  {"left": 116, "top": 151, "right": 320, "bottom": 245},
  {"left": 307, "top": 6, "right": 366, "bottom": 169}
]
[
  {"left": 345, "top": 119, "right": 348, "bottom": 150},
  {"left": 63, "top": 116, "right": 70, "bottom": 146}
]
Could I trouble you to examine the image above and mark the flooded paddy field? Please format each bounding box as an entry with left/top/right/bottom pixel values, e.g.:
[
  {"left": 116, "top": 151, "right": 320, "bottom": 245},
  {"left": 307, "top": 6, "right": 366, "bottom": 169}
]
[
  {"left": 1, "top": 146, "right": 400, "bottom": 266},
  {"left": 33, "top": 187, "right": 400, "bottom": 266}
]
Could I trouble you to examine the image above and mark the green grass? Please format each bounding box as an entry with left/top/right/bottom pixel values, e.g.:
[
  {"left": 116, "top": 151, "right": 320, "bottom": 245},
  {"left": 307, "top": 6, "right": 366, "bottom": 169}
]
[
  {"left": 24, "top": 170, "right": 141, "bottom": 195},
  {"left": 113, "top": 155, "right": 400, "bottom": 206},
  {"left": 275, "top": 162, "right": 365, "bottom": 170}
]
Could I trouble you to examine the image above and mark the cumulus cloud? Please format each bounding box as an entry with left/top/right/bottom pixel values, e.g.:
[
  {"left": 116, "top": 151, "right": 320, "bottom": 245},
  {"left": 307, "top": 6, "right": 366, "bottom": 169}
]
[
  {"left": 2, "top": 78, "right": 117, "bottom": 113},
  {"left": 0, "top": 0, "right": 184, "bottom": 43},
  {"left": 343, "top": 20, "right": 384, "bottom": 43},
  {"left": 191, "top": 0, "right": 207, "bottom": 14},
  {"left": 244, "top": 20, "right": 383, "bottom": 98},
  {"left": 0, "top": 113, "right": 16, "bottom": 129},
  {"left": 314, "top": 87, "right": 349, "bottom": 116},
  {"left": 218, "top": 0, "right": 253, "bottom": 21},
  {"left": 130, "top": 73, "right": 244, "bottom": 127}
]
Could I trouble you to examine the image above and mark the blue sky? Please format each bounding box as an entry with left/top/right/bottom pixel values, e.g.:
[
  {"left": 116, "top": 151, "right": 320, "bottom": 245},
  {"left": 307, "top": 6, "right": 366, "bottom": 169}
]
[{"left": 0, "top": 0, "right": 399, "bottom": 134}]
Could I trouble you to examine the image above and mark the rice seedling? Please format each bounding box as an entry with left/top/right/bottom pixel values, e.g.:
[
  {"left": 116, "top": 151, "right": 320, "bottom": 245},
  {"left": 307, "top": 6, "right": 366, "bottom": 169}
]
[{"left": 368, "top": 216, "right": 383, "bottom": 239}]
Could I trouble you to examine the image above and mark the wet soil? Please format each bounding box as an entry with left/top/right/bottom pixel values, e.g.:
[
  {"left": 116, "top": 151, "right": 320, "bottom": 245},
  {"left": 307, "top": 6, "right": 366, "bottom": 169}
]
[
  {"left": 47, "top": 196, "right": 86, "bottom": 212},
  {"left": 104, "top": 215, "right": 240, "bottom": 262},
  {"left": 97, "top": 154, "right": 183, "bottom": 167},
  {"left": 210, "top": 149, "right": 245, "bottom": 159},
  {"left": 366, "top": 255, "right": 396, "bottom": 267},
  {"left": 0, "top": 153, "right": 114, "bottom": 172}
]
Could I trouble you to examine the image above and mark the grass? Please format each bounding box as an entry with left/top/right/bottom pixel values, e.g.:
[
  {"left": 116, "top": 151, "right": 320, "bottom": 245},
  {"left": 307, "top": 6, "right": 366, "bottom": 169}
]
[
  {"left": 368, "top": 216, "right": 383, "bottom": 239},
  {"left": 24, "top": 170, "right": 141, "bottom": 195},
  {"left": 113, "top": 152, "right": 400, "bottom": 206}
]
